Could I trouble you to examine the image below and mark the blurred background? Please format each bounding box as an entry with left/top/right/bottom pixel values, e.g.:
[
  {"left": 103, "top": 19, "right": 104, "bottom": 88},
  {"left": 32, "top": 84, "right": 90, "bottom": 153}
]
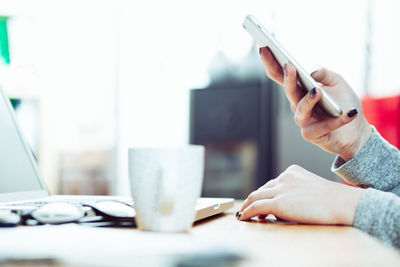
[{"left": 1, "top": 0, "right": 399, "bottom": 198}]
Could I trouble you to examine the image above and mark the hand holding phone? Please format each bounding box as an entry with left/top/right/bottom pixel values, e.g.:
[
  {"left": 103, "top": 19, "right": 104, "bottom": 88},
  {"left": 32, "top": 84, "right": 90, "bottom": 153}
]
[
  {"left": 242, "top": 14, "right": 374, "bottom": 162},
  {"left": 242, "top": 14, "right": 343, "bottom": 117}
]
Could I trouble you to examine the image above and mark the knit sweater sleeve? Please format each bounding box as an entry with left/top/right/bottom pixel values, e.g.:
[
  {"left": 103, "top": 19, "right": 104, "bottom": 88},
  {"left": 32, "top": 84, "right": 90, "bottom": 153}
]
[
  {"left": 353, "top": 188, "right": 400, "bottom": 247},
  {"left": 331, "top": 127, "right": 400, "bottom": 247},
  {"left": 332, "top": 127, "right": 400, "bottom": 195}
]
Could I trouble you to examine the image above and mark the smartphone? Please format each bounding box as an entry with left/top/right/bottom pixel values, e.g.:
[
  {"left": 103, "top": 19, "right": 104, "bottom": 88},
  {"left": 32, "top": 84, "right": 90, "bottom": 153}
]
[{"left": 242, "top": 14, "right": 343, "bottom": 117}]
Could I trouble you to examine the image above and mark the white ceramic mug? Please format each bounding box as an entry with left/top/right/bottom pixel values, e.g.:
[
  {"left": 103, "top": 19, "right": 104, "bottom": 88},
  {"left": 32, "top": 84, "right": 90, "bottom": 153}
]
[{"left": 128, "top": 146, "right": 205, "bottom": 232}]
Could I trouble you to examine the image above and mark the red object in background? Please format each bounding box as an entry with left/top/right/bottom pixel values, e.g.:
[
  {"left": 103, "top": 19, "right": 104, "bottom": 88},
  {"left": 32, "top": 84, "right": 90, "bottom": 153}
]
[{"left": 362, "top": 95, "right": 400, "bottom": 149}]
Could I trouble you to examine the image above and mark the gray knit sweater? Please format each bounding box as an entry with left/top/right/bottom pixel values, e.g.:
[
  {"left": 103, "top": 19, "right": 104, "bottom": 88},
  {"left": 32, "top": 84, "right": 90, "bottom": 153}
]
[{"left": 332, "top": 127, "right": 400, "bottom": 247}]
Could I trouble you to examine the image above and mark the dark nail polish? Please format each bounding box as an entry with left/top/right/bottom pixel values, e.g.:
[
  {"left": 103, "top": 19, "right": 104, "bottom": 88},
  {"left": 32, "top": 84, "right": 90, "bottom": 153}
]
[
  {"left": 310, "top": 87, "right": 316, "bottom": 98},
  {"left": 259, "top": 47, "right": 262, "bottom": 55},
  {"left": 310, "top": 70, "right": 318, "bottom": 77},
  {"left": 235, "top": 211, "right": 242, "bottom": 220},
  {"left": 347, "top": 108, "right": 358, "bottom": 118},
  {"left": 283, "top": 64, "right": 287, "bottom": 76}
]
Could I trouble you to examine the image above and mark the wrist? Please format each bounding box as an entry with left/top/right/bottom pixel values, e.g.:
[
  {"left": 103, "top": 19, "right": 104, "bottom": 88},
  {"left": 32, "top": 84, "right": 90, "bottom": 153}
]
[
  {"left": 339, "top": 119, "right": 372, "bottom": 162},
  {"left": 340, "top": 187, "right": 365, "bottom": 225}
]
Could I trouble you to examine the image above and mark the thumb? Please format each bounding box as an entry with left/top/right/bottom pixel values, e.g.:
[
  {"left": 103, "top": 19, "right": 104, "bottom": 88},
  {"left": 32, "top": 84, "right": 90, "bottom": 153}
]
[{"left": 311, "top": 67, "right": 341, "bottom": 86}]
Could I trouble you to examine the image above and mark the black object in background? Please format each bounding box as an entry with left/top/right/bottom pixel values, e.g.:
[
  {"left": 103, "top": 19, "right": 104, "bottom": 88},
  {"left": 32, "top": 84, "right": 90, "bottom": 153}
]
[{"left": 190, "top": 80, "right": 278, "bottom": 199}]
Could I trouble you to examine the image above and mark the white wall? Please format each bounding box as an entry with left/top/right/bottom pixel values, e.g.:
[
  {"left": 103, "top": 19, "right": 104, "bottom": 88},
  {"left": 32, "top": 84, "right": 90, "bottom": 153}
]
[
  {"left": 369, "top": 0, "right": 400, "bottom": 96},
  {"left": 116, "top": 0, "right": 369, "bottom": 195},
  {"left": 0, "top": 0, "right": 396, "bottom": 195},
  {"left": 0, "top": 0, "right": 118, "bottom": 193}
]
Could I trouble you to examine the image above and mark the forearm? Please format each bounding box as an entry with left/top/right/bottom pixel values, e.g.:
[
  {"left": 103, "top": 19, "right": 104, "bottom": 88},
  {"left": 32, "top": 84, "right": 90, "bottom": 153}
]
[
  {"left": 354, "top": 188, "right": 400, "bottom": 247},
  {"left": 332, "top": 127, "right": 400, "bottom": 196}
]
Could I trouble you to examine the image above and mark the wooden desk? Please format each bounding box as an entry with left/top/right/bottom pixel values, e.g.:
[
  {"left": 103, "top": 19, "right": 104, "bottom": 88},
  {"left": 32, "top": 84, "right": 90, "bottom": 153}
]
[
  {"left": 191, "top": 201, "right": 400, "bottom": 267},
  {"left": 3, "top": 201, "right": 400, "bottom": 267}
]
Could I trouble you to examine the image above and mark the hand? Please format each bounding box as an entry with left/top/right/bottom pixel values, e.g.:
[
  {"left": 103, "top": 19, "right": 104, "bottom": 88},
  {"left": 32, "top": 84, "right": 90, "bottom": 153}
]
[
  {"left": 239, "top": 165, "right": 365, "bottom": 224},
  {"left": 259, "top": 47, "right": 372, "bottom": 161}
]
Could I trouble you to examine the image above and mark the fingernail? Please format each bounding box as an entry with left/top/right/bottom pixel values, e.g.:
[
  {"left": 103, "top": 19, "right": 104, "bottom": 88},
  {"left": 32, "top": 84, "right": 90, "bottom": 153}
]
[
  {"left": 259, "top": 47, "right": 262, "bottom": 55},
  {"left": 235, "top": 211, "right": 242, "bottom": 220},
  {"left": 283, "top": 64, "right": 287, "bottom": 76},
  {"left": 310, "top": 69, "right": 319, "bottom": 77},
  {"left": 347, "top": 108, "right": 358, "bottom": 118},
  {"left": 310, "top": 66, "right": 322, "bottom": 77},
  {"left": 310, "top": 87, "right": 316, "bottom": 98}
]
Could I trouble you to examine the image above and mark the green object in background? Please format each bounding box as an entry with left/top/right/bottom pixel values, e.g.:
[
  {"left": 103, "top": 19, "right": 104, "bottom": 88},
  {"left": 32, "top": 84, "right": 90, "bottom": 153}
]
[{"left": 0, "top": 16, "right": 10, "bottom": 65}]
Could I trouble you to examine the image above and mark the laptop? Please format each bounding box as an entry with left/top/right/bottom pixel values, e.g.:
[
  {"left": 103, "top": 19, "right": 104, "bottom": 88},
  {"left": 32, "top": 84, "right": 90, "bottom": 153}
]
[{"left": 0, "top": 86, "right": 233, "bottom": 222}]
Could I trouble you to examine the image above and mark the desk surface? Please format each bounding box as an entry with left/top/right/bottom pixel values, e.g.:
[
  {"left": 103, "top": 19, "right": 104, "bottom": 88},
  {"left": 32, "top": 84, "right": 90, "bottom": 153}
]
[
  {"left": 3, "top": 201, "right": 400, "bottom": 267},
  {"left": 192, "top": 201, "right": 400, "bottom": 267}
]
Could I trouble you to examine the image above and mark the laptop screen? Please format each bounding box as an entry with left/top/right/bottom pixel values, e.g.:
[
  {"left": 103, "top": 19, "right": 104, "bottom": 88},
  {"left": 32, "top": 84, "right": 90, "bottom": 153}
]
[{"left": 0, "top": 90, "right": 44, "bottom": 194}]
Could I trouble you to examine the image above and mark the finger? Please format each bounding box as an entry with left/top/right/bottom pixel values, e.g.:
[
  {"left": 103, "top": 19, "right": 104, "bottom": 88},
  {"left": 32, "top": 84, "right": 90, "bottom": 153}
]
[
  {"left": 311, "top": 67, "right": 340, "bottom": 86},
  {"left": 257, "top": 177, "right": 280, "bottom": 192},
  {"left": 260, "top": 47, "right": 284, "bottom": 85},
  {"left": 259, "top": 172, "right": 288, "bottom": 189},
  {"left": 301, "top": 108, "right": 359, "bottom": 142},
  {"left": 240, "top": 188, "right": 276, "bottom": 212},
  {"left": 239, "top": 177, "right": 280, "bottom": 212},
  {"left": 239, "top": 199, "right": 274, "bottom": 221},
  {"left": 294, "top": 87, "right": 323, "bottom": 127},
  {"left": 284, "top": 63, "right": 305, "bottom": 110}
]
